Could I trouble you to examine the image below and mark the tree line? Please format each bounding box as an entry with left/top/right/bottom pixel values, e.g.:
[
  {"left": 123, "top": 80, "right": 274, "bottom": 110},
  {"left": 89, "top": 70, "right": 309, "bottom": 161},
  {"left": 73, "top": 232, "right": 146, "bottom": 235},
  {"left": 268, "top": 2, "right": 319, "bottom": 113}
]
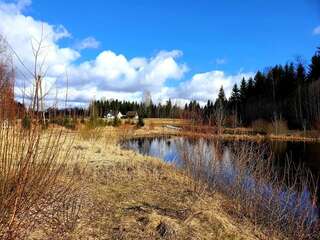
[
  {"left": 91, "top": 99, "right": 183, "bottom": 119},
  {"left": 223, "top": 47, "right": 320, "bottom": 129},
  {"left": 6, "top": 47, "right": 319, "bottom": 131},
  {"left": 90, "top": 48, "right": 320, "bottom": 130}
]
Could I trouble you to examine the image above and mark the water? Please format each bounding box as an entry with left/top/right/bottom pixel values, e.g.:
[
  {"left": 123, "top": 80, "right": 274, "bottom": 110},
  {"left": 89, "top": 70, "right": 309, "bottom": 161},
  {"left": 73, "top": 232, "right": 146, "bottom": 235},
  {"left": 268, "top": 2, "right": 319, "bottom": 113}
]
[
  {"left": 271, "top": 141, "right": 320, "bottom": 177},
  {"left": 121, "top": 136, "right": 320, "bottom": 224},
  {"left": 122, "top": 137, "right": 320, "bottom": 177}
]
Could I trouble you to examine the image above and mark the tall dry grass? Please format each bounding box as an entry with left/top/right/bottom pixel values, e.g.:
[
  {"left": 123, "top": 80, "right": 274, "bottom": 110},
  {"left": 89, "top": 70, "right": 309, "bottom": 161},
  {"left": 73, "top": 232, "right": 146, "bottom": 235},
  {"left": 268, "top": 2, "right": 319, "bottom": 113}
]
[{"left": 177, "top": 139, "right": 319, "bottom": 239}]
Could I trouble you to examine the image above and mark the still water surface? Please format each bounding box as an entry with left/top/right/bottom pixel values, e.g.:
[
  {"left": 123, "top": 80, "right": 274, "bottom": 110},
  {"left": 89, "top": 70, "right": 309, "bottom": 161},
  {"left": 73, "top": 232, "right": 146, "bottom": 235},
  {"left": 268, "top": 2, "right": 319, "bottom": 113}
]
[{"left": 123, "top": 137, "right": 320, "bottom": 177}]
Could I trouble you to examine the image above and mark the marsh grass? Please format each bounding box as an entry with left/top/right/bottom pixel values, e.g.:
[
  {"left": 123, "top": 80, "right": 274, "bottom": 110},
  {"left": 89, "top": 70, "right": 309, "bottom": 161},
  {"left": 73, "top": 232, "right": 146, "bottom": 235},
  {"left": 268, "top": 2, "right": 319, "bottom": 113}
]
[{"left": 177, "top": 138, "right": 319, "bottom": 239}]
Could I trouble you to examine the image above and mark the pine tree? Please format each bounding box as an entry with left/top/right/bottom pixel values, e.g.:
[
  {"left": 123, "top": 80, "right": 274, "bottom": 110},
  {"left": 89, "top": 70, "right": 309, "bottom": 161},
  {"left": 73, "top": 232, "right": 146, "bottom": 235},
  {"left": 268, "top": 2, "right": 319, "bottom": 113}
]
[
  {"left": 308, "top": 51, "right": 320, "bottom": 82},
  {"left": 239, "top": 78, "right": 248, "bottom": 103},
  {"left": 215, "top": 86, "right": 227, "bottom": 108},
  {"left": 229, "top": 84, "right": 240, "bottom": 108}
]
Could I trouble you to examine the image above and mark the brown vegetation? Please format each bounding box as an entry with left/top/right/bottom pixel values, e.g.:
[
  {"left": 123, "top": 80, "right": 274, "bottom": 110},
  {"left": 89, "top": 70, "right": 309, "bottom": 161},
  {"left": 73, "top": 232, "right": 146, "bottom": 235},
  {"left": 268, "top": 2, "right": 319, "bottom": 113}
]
[
  {"left": 177, "top": 139, "right": 319, "bottom": 239},
  {"left": 49, "top": 132, "right": 264, "bottom": 240},
  {"left": 0, "top": 37, "right": 81, "bottom": 239}
]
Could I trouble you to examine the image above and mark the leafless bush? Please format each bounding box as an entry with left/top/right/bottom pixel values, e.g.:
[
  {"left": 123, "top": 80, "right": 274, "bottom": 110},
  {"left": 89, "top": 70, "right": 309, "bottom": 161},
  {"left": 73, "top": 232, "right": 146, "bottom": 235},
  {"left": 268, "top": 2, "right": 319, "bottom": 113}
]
[
  {"left": 252, "top": 118, "right": 289, "bottom": 135},
  {"left": 252, "top": 119, "right": 270, "bottom": 134},
  {"left": 0, "top": 33, "right": 80, "bottom": 239},
  {"left": 177, "top": 139, "right": 319, "bottom": 239},
  {"left": 0, "top": 118, "right": 79, "bottom": 238},
  {"left": 271, "top": 117, "right": 289, "bottom": 135}
]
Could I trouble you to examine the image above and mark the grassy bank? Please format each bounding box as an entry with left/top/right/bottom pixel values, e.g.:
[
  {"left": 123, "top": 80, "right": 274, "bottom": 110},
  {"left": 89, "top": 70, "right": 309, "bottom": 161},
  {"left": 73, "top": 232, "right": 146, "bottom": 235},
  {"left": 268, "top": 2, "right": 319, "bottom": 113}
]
[
  {"left": 3, "top": 123, "right": 317, "bottom": 239},
  {"left": 28, "top": 129, "right": 265, "bottom": 239}
]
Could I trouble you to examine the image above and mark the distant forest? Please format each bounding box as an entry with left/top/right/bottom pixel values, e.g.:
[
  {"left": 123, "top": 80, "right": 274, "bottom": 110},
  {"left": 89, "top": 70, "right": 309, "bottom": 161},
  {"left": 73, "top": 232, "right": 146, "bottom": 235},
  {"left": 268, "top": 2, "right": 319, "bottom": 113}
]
[{"left": 92, "top": 48, "right": 320, "bottom": 130}]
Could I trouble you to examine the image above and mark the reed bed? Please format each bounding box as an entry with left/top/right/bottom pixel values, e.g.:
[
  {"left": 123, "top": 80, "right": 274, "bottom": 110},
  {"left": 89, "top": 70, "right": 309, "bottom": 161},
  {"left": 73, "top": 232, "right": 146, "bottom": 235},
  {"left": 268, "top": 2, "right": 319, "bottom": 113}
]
[{"left": 176, "top": 139, "right": 319, "bottom": 239}]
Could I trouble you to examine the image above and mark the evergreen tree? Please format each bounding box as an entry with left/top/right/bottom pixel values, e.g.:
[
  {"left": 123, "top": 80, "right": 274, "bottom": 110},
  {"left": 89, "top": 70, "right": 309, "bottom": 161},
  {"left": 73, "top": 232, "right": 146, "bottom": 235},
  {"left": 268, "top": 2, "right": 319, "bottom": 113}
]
[
  {"left": 215, "top": 86, "right": 227, "bottom": 108},
  {"left": 229, "top": 84, "right": 240, "bottom": 109},
  {"left": 308, "top": 50, "right": 320, "bottom": 82},
  {"left": 239, "top": 78, "right": 248, "bottom": 104}
]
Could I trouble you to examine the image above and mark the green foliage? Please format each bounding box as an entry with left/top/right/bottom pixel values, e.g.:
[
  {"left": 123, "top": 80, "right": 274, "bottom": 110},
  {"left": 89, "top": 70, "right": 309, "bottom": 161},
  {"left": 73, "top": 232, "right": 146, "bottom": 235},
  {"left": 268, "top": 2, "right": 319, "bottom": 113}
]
[
  {"left": 91, "top": 98, "right": 182, "bottom": 119},
  {"left": 214, "top": 86, "right": 227, "bottom": 109},
  {"left": 200, "top": 48, "right": 320, "bottom": 129},
  {"left": 87, "top": 117, "right": 107, "bottom": 129},
  {"left": 137, "top": 115, "right": 144, "bottom": 128},
  {"left": 112, "top": 116, "right": 121, "bottom": 127},
  {"left": 50, "top": 116, "right": 77, "bottom": 130},
  {"left": 79, "top": 48, "right": 320, "bottom": 130},
  {"left": 21, "top": 115, "right": 31, "bottom": 130},
  {"left": 63, "top": 117, "right": 77, "bottom": 130}
]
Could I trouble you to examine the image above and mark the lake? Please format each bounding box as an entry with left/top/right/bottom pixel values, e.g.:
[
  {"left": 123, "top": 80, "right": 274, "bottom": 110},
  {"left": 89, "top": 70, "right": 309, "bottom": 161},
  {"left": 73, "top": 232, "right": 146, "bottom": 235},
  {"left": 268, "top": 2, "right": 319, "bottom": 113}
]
[{"left": 122, "top": 137, "right": 320, "bottom": 177}]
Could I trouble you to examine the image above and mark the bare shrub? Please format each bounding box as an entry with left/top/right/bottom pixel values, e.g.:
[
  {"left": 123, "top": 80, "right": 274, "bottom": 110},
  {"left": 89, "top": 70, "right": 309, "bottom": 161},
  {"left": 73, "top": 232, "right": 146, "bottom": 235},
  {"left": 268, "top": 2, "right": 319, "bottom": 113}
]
[
  {"left": 270, "top": 117, "right": 289, "bottom": 135},
  {"left": 252, "top": 119, "right": 269, "bottom": 134},
  {"left": 252, "top": 118, "right": 289, "bottom": 135},
  {"left": 0, "top": 120, "right": 79, "bottom": 238},
  {"left": 0, "top": 34, "right": 80, "bottom": 239},
  {"left": 177, "top": 139, "right": 319, "bottom": 239}
]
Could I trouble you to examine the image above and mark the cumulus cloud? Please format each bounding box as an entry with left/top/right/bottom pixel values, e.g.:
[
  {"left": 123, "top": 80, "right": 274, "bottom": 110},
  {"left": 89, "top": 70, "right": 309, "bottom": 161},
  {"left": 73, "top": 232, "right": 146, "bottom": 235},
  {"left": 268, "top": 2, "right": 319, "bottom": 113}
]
[
  {"left": 0, "top": 2, "right": 78, "bottom": 77},
  {"left": 75, "top": 37, "right": 100, "bottom": 50},
  {"left": 0, "top": 0, "right": 31, "bottom": 14},
  {"left": 171, "top": 71, "right": 253, "bottom": 105},
  {"left": 0, "top": 0, "right": 253, "bottom": 107},
  {"left": 313, "top": 25, "right": 320, "bottom": 35},
  {"left": 61, "top": 49, "right": 187, "bottom": 98}
]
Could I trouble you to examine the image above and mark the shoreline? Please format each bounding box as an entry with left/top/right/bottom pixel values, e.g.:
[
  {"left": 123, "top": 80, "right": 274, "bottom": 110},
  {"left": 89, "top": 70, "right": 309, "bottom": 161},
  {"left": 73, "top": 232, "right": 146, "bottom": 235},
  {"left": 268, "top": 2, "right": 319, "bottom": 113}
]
[
  {"left": 62, "top": 131, "right": 267, "bottom": 239},
  {"left": 124, "top": 126, "right": 320, "bottom": 143}
]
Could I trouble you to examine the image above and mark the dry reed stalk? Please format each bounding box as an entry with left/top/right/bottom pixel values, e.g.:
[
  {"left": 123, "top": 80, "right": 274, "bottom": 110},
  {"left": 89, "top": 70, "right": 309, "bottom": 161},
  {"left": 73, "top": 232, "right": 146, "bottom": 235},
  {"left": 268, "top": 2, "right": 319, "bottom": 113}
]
[{"left": 177, "top": 139, "right": 319, "bottom": 239}]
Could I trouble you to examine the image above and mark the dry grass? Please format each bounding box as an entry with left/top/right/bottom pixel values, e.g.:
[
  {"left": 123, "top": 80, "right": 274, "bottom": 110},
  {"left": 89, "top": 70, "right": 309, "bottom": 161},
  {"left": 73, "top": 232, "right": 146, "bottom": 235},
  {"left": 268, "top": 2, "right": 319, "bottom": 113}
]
[
  {"left": 176, "top": 139, "right": 319, "bottom": 239},
  {"left": 144, "top": 118, "right": 190, "bottom": 127},
  {"left": 46, "top": 129, "right": 265, "bottom": 240},
  {"left": 1, "top": 117, "right": 315, "bottom": 239}
]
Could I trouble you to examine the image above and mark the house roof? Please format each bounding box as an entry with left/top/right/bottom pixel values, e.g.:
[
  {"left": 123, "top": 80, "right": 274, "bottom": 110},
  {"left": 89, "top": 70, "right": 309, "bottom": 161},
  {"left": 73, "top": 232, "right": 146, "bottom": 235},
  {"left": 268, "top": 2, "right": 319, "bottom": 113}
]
[{"left": 126, "top": 111, "right": 138, "bottom": 117}]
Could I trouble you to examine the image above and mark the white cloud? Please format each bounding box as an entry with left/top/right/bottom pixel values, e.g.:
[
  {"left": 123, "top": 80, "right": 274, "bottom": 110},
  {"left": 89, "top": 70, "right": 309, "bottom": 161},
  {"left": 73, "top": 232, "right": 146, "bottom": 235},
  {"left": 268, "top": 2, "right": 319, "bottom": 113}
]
[
  {"left": 75, "top": 37, "right": 100, "bottom": 50},
  {"left": 64, "top": 49, "right": 187, "bottom": 94},
  {"left": 0, "top": 0, "right": 253, "bottom": 107},
  {"left": 171, "top": 71, "right": 253, "bottom": 105},
  {"left": 0, "top": 0, "right": 31, "bottom": 14},
  {"left": 313, "top": 26, "right": 320, "bottom": 35}
]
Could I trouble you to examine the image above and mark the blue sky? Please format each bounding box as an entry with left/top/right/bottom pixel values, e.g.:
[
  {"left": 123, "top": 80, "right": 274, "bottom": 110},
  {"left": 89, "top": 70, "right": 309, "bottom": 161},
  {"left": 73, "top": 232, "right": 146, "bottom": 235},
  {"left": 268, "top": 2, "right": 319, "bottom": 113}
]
[
  {"left": 29, "top": 0, "right": 320, "bottom": 74},
  {"left": 0, "top": 0, "right": 320, "bottom": 105}
]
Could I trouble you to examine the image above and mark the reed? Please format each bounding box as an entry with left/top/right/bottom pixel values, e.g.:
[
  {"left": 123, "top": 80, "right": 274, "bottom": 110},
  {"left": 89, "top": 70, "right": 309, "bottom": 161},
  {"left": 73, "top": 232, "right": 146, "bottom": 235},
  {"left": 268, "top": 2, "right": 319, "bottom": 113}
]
[{"left": 177, "top": 138, "right": 319, "bottom": 239}]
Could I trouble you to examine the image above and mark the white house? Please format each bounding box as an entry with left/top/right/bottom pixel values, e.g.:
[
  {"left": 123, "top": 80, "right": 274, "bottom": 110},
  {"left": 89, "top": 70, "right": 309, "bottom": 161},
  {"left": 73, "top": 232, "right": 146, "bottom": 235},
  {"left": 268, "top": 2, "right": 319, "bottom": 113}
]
[
  {"left": 105, "top": 112, "right": 115, "bottom": 120},
  {"left": 117, "top": 112, "right": 124, "bottom": 119},
  {"left": 105, "top": 111, "right": 124, "bottom": 121}
]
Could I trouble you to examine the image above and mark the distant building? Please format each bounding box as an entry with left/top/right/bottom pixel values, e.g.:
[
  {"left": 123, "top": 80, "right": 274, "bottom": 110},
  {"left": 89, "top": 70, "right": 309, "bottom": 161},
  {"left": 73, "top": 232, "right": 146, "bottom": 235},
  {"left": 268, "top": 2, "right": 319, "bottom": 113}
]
[
  {"left": 117, "top": 112, "right": 124, "bottom": 119},
  {"left": 105, "top": 112, "right": 115, "bottom": 120},
  {"left": 105, "top": 111, "right": 124, "bottom": 120},
  {"left": 126, "top": 111, "right": 139, "bottom": 120}
]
